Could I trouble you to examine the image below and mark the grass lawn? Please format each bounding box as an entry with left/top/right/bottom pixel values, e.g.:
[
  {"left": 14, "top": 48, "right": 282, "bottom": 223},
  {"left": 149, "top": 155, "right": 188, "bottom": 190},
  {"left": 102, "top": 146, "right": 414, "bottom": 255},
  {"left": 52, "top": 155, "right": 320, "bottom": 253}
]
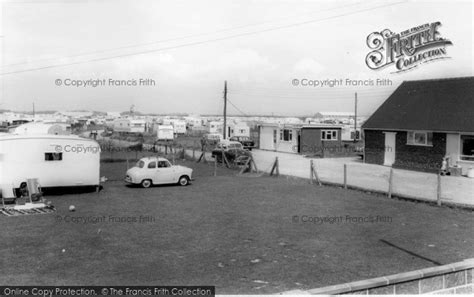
[{"left": 1, "top": 158, "right": 473, "bottom": 294}]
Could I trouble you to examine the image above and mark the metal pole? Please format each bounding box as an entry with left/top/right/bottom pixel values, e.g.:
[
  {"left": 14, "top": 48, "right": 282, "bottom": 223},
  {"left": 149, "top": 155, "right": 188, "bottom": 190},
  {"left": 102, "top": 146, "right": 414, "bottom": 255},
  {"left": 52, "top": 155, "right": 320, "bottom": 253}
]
[
  {"left": 437, "top": 174, "right": 442, "bottom": 206},
  {"left": 354, "top": 92, "right": 358, "bottom": 143},
  {"left": 214, "top": 157, "right": 217, "bottom": 176},
  {"left": 344, "top": 164, "right": 347, "bottom": 189},
  {"left": 223, "top": 81, "right": 227, "bottom": 140}
]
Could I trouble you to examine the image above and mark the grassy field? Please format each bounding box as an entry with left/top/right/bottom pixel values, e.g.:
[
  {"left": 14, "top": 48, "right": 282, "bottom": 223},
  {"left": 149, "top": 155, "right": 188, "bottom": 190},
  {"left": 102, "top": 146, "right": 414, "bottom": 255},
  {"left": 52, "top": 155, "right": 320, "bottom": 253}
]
[{"left": 1, "top": 158, "right": 473, "bottom": 294}]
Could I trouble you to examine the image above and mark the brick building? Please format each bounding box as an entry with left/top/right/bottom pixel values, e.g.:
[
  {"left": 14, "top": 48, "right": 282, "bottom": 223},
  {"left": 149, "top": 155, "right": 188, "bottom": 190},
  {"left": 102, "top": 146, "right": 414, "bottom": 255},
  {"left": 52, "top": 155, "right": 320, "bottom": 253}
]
[{"left": 362, "top": 77, "right": 474, "bottom": 173}]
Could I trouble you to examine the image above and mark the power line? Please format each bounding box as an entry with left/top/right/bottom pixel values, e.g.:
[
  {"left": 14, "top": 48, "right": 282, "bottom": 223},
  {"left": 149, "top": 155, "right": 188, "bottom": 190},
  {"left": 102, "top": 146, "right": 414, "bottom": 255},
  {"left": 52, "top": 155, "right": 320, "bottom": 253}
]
[
  {"left": 228, "top": 88, "right": 395, "bottom": 95},
  {"left": 0, "top": 0, "right": 407, "bottom": 76},
  {"left": 227, "top": 91, "right": 392, "bottom": 100},
  {"left": 227, "top": 98, "right": 249, "bottom": 117},
  {"left": 228, "top": 82, "right": 398, "bottom": 92},
  {"left": 2, "top": 0, "right": 379, "bottom": 68}
]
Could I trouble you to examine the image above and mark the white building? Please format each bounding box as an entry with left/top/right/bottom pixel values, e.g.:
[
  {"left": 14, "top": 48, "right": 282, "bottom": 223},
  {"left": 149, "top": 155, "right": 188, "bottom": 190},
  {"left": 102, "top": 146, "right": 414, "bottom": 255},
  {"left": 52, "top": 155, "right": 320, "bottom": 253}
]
[
  {"left": 184, "top": 116, "right": 203, "bottom": 127},
  {"left": 341, "top": 125, "right": 361, "bottom": 141},
  {"left": 208, "top": 121, "right": 223, "bottom": 134},
  {"left": 227, "top": 122, "right": 250, "bottom": 138},
  {"left": 113, "top": 118, "right": 146, "bottom": 133},
  {"left": 171, "top": 120, "right": 187, "bottom": 135},
  {"left": 258, "top": 123, "right": 299, "bottom": 154}
]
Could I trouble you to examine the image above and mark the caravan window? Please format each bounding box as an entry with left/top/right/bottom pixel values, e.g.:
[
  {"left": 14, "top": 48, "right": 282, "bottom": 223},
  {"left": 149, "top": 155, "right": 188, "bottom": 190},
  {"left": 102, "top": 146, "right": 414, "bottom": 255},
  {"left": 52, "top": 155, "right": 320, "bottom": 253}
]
[{"left": 45, "top": 152, "right": 63, "bottom": 161}]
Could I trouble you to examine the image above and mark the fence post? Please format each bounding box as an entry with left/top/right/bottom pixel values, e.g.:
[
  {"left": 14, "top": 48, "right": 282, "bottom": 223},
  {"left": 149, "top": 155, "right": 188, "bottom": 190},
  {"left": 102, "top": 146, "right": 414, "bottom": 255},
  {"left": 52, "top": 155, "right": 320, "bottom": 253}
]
[
  {"left": 388, "top": 168, "right": 394, "bottom": 198},
  {"left": 214, "top": 157, "right": 217, "bottom": 176},
  {"left": 275, "top": 157, "right": 279, "bottom": 176},
  {"left": 310, "top": 160, "right": 314, "bottom": 184},
  {"left": 251, "top": 156, "right": 259, "bottom": 173},
  {"left": 437, "top": 173, "right": 442, "bottom": 206},
  {"left": 221, "top": 147, "right": 230, "bottom": 168},
  {"left": 314, "top": 161, "right": 322, "bottom": 186},
  {"left": 344, "top": 164, "right": 347, "bottom": 189},
  {"left": 270, "top": 157, "right": 279, "bottom": 176}
]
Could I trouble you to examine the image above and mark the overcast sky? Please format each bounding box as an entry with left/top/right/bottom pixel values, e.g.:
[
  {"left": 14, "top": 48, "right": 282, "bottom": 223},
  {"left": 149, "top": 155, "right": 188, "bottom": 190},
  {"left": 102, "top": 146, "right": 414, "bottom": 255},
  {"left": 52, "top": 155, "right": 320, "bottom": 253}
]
[{"left": 0, "top": 0, "right": 472, "bottom": 116}]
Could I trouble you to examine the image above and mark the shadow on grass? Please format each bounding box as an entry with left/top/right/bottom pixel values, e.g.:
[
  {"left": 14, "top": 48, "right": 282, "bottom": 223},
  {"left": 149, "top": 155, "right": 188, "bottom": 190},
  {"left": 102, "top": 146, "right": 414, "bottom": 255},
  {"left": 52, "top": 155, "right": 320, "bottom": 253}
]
[
  {"left": 41, "top": 185, "right": 102, "bottom": 196},
  {"left": 124, "top": 183, "right": 190, "bottom": 189}
]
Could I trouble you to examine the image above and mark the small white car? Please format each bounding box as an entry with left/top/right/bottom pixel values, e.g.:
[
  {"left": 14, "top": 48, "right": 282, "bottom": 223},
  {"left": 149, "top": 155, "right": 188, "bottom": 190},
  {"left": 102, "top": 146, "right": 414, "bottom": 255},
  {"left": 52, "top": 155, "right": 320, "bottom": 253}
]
[{"left": 125, "top": 157, "right": 193, "bottom": 188}]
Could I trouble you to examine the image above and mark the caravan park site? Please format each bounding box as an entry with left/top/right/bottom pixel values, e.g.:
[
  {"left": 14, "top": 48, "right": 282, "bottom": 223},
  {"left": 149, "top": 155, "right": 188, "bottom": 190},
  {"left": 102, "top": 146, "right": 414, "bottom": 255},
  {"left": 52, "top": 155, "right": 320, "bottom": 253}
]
[{"left": 1, "top": 152, "right": 473, "bottom": 294}]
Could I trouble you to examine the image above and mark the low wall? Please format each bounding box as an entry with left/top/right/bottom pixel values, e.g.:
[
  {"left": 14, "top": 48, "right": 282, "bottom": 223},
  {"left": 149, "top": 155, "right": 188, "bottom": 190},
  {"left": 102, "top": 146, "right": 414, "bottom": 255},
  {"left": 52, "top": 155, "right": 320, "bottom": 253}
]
[{"left": 282, "top": 259, "right": 474, "bottom": 295}]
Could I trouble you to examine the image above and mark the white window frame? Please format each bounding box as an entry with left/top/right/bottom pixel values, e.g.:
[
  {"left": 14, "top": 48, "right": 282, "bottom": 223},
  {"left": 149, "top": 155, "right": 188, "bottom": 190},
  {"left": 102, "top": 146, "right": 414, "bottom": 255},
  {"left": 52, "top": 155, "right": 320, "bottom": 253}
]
[
  {"left": 321, "top": 130, "right": 338, "bottom": 141},
  {"left": 280, "top": 129, "right": 293, "bottom": 142},
  {"left": 407, "top": 131, "right": 433, "bottom": 146}
]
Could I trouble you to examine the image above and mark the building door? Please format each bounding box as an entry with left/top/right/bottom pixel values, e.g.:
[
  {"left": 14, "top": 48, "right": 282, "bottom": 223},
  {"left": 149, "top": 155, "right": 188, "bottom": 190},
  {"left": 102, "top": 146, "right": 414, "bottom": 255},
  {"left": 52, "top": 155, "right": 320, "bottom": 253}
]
[
  {"left": 446, "top": 133, "right": 460, "bottom": 165},
  {"left": 273, "top": 129, "right": 277, "bottom": 150},
  {"left": 297, "top": 132, "right": 301, "bottom": 153},
  {"left": 384, "top": 132, "right": 396, "bottom": 166}
]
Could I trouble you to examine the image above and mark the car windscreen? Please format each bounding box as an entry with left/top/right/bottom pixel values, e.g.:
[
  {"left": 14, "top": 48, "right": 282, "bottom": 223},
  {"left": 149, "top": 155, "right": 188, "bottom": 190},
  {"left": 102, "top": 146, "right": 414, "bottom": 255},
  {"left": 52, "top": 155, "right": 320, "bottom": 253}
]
[{"left": 136, "top": 160, "right": 145, "bottom": 168}]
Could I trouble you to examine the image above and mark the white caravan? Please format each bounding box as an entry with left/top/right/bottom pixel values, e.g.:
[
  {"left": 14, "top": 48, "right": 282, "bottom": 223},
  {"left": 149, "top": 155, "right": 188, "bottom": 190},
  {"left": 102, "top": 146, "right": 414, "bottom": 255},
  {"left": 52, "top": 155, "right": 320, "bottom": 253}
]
[
  {"left": 172, "top": 120, "right": 187, "bottom": 135},
  {"left": 157, "top": 125, "right": 174, "bottom": 141},
  {"left": 0, "top": 134, "right": 101, "bottom": 198}
]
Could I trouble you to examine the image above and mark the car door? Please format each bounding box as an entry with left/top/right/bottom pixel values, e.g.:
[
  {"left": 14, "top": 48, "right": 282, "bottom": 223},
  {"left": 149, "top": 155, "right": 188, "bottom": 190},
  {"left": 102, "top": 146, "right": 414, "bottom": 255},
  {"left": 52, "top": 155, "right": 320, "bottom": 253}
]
[
  {"left": 146, "top": 161, "right": 159, "bottom": 184},
  {"left": 155, "top": 160, "right": 175, "bottom": 184}
]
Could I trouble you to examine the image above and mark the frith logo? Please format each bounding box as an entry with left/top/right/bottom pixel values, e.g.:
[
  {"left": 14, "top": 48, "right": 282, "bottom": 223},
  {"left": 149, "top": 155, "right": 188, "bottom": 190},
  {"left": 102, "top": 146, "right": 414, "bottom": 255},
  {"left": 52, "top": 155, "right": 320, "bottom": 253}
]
[{"left": 365, "top": 22, "right": 453, "bottom": 73}]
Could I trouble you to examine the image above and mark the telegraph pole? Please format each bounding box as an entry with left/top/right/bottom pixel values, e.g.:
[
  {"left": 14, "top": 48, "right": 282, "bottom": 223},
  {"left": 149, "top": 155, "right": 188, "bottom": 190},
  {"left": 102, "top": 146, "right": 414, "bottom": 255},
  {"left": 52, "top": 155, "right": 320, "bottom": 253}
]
[
  {"left": 223, "top": 80, "right": 227, "bottom": 140},
  {"left": 354, "top": 92, "right": 358, "bottom": 143}
]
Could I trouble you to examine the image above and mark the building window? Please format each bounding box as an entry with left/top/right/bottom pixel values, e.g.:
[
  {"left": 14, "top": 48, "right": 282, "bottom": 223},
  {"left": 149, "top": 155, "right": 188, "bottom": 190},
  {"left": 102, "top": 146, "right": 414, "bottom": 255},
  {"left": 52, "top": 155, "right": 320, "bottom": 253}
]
[
  {"left": 407, "top": 131, "right": 433, "bottom": 146},
  {"left": 460, "top": 135, "right": 474, "bottom": 161},
  {"left": 280, "top": 129, "right": 293, "bottom": 141},
  {"left": 45, "top": 152, "right": 62, "bottom": 161},
  {"left": 321, "top": 130, "right": 338, "bottom": 141}
]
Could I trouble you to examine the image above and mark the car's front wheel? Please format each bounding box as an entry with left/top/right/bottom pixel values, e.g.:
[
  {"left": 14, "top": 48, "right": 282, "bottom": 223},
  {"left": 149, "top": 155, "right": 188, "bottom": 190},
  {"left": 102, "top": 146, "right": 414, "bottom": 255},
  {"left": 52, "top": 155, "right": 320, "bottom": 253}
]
[
  {"left": 178, "top": 175, "right": 190, "bottom": 186},
  {"left": 141, "top": 179, "right": 152, "bottom": 188}
]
